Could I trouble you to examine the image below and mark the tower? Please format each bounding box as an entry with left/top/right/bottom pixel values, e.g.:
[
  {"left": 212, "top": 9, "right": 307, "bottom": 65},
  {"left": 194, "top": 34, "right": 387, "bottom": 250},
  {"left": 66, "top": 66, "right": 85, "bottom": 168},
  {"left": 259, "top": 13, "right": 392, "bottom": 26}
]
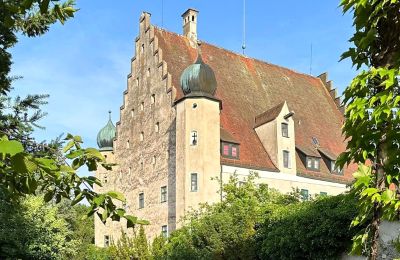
[
  {"left": 94, "top": 111, "right": 117, "bottom": 247},
  {"left": 181, "top": 8, "right": 198, "bottom": 43},
  {"left": 175, "top": 54, "right": 221, "bottom": 226}
]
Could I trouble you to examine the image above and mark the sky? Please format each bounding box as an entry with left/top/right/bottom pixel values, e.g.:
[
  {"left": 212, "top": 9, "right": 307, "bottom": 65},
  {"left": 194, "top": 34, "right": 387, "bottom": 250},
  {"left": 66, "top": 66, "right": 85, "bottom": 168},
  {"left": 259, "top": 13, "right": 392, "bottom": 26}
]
[{"left": 10, "top": 0, "right": 357, "bottom": 159}]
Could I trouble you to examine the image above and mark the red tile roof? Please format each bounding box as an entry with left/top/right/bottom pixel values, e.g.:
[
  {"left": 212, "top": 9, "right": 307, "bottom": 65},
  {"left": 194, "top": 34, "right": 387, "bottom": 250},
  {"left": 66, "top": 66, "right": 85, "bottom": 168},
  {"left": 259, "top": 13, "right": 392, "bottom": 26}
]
[
  {"left": 254, "top": 101, "right": 285, "bottom": 128},
  {"left": 154, "top": 28, "right": 353, "bottom": 182}
]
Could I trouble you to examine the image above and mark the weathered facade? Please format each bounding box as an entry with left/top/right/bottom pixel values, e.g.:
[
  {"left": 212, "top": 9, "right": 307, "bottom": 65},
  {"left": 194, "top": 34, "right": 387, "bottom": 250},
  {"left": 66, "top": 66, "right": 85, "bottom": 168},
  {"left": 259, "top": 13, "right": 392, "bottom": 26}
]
[{"left": 94, "top": 9, "right": 355, "bottom": 246}]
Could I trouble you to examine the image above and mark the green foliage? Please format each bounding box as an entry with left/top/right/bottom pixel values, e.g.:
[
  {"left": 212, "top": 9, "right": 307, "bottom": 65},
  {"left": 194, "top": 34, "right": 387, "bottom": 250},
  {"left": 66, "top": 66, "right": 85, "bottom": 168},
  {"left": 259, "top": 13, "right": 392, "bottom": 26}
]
[
  {"left": 0, "top": 195, "right": 78, "bottom": 259},
  {"left": 258, "top": 194, "right": 361, "bottom": 260},
  {"left": 0, "top": 134, "right": 142, "bottom": 227},
  {"left": 156, "top": 175, "right": 299, "bottom": 260},
  {"left": 339, "top": 0, "right": 400, "bottom": 257},
  {"left": 108, "top": 226, "right": 152, "bottom": 260}
]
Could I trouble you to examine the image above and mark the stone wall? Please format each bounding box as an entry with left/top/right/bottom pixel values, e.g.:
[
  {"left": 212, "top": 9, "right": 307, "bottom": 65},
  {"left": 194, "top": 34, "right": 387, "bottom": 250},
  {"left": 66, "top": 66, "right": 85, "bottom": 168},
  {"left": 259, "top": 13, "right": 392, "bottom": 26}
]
[{"left": 95, "top": 12, "right": 177, "bottom": 245}]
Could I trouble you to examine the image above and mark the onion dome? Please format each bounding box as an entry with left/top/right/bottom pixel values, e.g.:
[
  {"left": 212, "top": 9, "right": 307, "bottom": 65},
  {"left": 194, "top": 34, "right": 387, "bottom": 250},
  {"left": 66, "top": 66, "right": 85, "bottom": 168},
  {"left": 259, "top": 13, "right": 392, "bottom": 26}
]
[
  {"left": 180, "top": 54, "right": 217, "bottom": 97},
  {"left": 97, "top": 111, "right": 116, "bottom": 151}
]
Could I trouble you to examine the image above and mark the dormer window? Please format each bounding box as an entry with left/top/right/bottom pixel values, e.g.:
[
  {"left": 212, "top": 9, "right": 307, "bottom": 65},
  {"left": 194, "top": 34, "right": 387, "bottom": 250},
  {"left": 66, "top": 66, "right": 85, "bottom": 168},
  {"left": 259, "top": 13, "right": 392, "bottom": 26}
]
[
  {"left": 330, "top": 161, "right": 344, "bottom": 175},
  {"left": 281, "top": 123, "right": 289, "bottom": 137},
  {"left": 221, "top": 142, "right": 240, "bottom": 159},
  {"left": 306, "top": 157, "right": 320, "bottom": 171}
]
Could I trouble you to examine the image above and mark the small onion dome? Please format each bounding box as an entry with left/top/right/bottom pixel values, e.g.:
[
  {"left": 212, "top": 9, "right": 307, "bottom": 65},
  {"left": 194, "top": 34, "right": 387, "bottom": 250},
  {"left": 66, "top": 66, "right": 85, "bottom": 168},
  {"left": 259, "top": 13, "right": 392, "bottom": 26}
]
[
  {"left": 180, "top": 54, "right": 217, "bottom": 97},
  {"left": 97, "top": 111, "right": 116, "bottom": 151}
]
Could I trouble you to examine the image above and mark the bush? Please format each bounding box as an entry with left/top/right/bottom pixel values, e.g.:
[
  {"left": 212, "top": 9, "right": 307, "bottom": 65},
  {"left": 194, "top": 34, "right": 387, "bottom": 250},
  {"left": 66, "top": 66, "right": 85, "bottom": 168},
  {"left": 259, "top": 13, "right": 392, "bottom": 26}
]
[
  {"left": 156, "top": 175, "right": 298, "bottom": 259},
  {"left": 258, "top": 194, "right": 360, "bottom": 260}
]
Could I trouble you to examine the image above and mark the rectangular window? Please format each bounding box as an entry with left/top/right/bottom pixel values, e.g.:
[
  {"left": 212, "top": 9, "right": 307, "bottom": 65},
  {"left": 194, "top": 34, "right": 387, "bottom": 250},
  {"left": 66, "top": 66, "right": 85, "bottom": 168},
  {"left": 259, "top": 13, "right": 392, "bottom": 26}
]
[
  {"left": 223, "top": 145, "right": 229, "bottom": 155},
  {"left": 160, "top": 186, "right": 167, "bottom": 203},
  {"left": 232, "top": 146, "right": 237, "bottom": 157},
  {"left": 307, "top": 157, "right": 312, "bottom": 168},
  {"left": 314, "top": 158, "right": 320, "bottom": 170},
  {"left": 283, "top": 150, "right": 290, "bottom": 168},
  {"left": 104, "top": 235, "right": 110, "bottom": 247},
  {"left": 221, "top": 142, "right": 240, "bottom": 159},
  {"left": 139, "top": 193, "right": 144, "bottom": 209},
  {"left": 306, "top": 157, "right": 320, "bottom": 171},
  {"left": 281, "top": 123, "right": 289, "bottom": 137},
  {"left": 161, "top": 225, "right": 168, "bottom": 238},
  {"left": 300, "top": 189, "right": 309, "bottom": 201},
  {"left": 191, "top": 173, "right": 198, "bottom": 192}
]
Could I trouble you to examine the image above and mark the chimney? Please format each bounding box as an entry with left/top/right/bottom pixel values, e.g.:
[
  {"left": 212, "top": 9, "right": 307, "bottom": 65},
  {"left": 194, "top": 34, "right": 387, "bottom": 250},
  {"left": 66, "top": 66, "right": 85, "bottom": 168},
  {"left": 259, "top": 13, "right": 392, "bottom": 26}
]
[{"left": 182, "top": 8, "right": 198, "bottom": 43}]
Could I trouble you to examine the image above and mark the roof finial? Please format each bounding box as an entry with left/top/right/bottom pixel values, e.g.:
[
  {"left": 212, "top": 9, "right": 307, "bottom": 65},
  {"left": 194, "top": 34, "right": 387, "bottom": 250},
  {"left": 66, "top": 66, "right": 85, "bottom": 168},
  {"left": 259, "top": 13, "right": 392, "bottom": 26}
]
[
  {"left": 108, "top": 110, "right": 112, "bottom": 120},
  {"left": 195, "top": 41, "right": 203, "bottom": 63}
]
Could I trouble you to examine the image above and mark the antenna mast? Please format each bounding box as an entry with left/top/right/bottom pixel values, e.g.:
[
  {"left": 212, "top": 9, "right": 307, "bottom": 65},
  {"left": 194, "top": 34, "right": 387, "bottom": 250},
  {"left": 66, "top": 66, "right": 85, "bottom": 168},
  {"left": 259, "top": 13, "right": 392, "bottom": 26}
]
[
  {"left": 242, "top": 0, "right": 246, "bottom": 55},
  {"left": 310, "top": 43, "right": 313, "bottom": 75},
  {"left": 161, "top": 0, "right": 164, "bottom": 27}
]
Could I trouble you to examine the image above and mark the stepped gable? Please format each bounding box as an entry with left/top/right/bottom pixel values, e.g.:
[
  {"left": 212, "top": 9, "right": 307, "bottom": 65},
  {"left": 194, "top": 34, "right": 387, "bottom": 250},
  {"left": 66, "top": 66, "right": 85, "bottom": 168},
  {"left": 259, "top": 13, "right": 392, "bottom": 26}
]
[{"left": 155, "top": 28, "right": 355, "bottom": 181}]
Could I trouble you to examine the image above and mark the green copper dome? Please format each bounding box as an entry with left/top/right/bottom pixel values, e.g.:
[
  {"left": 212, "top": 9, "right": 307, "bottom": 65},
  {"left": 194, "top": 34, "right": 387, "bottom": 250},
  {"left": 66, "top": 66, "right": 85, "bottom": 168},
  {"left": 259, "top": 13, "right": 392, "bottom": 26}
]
[
  {"left": 180, "top": 55, "right": 217, "bottom": 96},
  {"left": 97, "top": 111, "right": 116, "bottom": 151}
]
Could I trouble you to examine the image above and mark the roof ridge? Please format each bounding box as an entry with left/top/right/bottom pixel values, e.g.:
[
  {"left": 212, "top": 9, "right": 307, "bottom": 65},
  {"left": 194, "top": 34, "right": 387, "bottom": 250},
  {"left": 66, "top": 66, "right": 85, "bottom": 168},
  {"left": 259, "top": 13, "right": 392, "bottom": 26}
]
[{"left": 153, "top": 26, "right": 321, "bottom": 81}]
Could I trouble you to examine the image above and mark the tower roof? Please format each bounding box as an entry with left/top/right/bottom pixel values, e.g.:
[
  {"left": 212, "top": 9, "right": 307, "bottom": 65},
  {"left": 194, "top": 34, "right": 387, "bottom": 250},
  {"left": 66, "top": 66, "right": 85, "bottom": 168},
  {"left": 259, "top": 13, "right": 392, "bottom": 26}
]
[
  {"left": 97, "top": 111, "right": 116, "bottom": 151},
  {"left": 180, "top": 54, "right": 217, "bottom": 97}
]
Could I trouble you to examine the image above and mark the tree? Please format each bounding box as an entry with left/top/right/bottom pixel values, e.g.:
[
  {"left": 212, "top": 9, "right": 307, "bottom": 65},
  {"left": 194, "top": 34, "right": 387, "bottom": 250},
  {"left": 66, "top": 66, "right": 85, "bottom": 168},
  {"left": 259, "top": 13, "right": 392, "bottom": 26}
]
[
  {"left": 157, "top": 175, "right": 299, "bottom": 260},
  {"left": 0, "top": 194, "right": 78, "bottom": 259},
  {"left": 0, "top": 1, "right": 144, "bottom": 227},
  {"left": 108, "top": 226, "right": 152, "bottom": 260},
  {"left": 338, "top": 0, "right": 400, "bottom": 258}
]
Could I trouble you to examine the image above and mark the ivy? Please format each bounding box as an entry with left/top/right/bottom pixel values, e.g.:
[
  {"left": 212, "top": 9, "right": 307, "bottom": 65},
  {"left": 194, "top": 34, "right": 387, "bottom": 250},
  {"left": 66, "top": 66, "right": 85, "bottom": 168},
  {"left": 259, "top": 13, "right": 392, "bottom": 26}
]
[{"left": 339, "top": 0, "right": 400, "bottom": 258}]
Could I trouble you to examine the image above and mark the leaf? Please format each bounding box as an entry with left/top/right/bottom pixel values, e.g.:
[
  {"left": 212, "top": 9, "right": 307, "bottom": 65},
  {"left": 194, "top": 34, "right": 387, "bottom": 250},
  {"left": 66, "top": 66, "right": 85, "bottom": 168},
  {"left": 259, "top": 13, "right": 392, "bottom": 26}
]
[
  {"left": 93, "top": 194, "right": 105, "bottom": 206},
  {"left": 381, "top": 189, "right": 395, "bottom": 204},
  {"left": 125, "top": 215, "right": 138, "bottom": 228},
  {"left": 44, "top": 190, "right": 55, "bottom": 202},
  {"left": 71, "top": 193, "right": 84, "bottom": 206},
  {"left": 63, "top": 140, "right": 74, "bottom": 153},
  {"left": 0, "top": 140, "right": 24, "bottom": 156},
  {"left": 107, "top": 191, "right": 126, "bottom": 202}
]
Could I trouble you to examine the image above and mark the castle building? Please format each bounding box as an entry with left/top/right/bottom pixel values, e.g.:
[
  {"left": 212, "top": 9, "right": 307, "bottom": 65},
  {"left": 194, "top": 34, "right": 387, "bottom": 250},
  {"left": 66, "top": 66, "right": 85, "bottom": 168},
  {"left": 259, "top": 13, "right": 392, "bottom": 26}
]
[{"left": 94, "top": 9, "right": 355, "bottom": 246}]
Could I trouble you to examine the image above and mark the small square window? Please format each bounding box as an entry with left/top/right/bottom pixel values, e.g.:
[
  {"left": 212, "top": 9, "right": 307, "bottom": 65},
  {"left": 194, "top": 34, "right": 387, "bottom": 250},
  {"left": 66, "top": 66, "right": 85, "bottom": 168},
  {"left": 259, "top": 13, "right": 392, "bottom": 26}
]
[
  {"left": 283, "top": 150, "right": 290, "bottom": 168},
  {"left": 139, "top": 193, "right": 144, "bottom": 209},
  {"left": 160, "top": 186, "right": 167, "bottom": 203},
  {"left": 191, "top": 173, "right": 198, "bottom": 192},
  {"left": 281, "top": 123, "right": 289, "bottom": 137},
  {"left": 300, "top": 189, "right": 309, "bottom": 201},
  {"left": 161, "top": 225, "right": 168, "bottom": 238}
]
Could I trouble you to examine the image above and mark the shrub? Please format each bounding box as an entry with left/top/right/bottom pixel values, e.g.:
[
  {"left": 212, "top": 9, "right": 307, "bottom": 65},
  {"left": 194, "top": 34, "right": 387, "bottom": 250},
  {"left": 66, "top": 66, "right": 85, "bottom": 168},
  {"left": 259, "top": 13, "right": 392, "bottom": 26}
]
[
  {"left": 258, "top": 194, "right": 360, "bottom": 260},
  {"left": 156, "top": 175, "right": 298, "bottom": 259}
]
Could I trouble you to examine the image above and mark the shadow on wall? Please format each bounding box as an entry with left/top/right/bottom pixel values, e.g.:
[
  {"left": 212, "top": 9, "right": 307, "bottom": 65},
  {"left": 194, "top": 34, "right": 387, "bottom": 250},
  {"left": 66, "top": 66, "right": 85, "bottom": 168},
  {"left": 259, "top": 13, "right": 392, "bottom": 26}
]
[{"left": 167, "top": 118, "right": 177, "bottom": 232}]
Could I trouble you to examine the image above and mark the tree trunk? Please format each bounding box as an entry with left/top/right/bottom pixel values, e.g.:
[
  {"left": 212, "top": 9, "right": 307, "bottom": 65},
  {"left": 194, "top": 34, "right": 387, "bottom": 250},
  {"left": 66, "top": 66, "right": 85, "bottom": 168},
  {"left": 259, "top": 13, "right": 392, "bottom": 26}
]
[{"left": 369, "top": 136, "right": 387, "bottom": 260}]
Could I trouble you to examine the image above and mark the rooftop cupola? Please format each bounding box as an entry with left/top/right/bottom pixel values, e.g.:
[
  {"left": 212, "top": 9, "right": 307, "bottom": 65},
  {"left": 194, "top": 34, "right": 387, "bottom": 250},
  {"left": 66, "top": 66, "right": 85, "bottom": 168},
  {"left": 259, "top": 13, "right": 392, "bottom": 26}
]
[
  {"left": 182, "top": 8, "right": 198, "bottom": 43},
  {"left": 97, "top": 111, "right": 116, "bottom": 151},
  {"left": 180, "top": 54, "right": 217, "bottom": 98}
]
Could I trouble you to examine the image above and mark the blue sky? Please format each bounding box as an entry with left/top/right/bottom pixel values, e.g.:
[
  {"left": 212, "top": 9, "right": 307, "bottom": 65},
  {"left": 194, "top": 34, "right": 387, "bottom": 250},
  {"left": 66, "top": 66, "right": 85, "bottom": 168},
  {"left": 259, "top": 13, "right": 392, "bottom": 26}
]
[{"left": 10, "top": 0, "right": 357, "bottom": 154}]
